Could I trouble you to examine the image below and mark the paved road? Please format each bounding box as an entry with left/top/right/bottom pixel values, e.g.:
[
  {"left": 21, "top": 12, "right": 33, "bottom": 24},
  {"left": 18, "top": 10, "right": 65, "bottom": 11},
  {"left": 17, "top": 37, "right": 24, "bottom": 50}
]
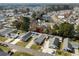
[{"left": 0, "top": 41, "right": 53, "bottom": 56}]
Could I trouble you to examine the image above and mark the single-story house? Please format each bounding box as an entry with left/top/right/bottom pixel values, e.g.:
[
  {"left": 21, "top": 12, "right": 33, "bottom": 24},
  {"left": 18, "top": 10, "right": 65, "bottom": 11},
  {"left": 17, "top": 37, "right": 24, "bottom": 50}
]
[
  {"left": 62, "top": 38, "right": 74, "bottom": 52},
  {"left": 21, "top": 31, "right": 32, "bottom": 41},
  {"left": 49, "top": 36, "right": 60, "bottom": 49},
  {"left": 0, "top": 28, "right": 16, "bottom": 37},
  {"left": 35, "top": 34, "right": 46, "bottom": 45}
]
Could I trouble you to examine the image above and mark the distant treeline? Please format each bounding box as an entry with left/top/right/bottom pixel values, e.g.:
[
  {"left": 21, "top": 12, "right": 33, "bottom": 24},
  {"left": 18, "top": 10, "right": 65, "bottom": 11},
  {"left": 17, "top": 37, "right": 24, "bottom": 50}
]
[{"left": 46, "top": 5, "right": 73, "bottom": 11}]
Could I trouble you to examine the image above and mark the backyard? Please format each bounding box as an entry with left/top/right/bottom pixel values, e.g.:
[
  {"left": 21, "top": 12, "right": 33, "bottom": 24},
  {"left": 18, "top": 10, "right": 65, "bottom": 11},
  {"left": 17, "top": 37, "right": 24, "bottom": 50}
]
[{"left": 31, "top": 44, "right": 41, "bottom": 51}]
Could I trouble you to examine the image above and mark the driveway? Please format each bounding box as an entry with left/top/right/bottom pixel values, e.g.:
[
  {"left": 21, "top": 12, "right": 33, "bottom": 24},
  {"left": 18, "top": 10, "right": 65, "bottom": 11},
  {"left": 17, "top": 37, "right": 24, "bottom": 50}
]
[
  {"left": 10, "top": 39, "right": 21, "bottom": 45},
  {"left": 41, "top": 40, "right": 56, "bottom": 55}
]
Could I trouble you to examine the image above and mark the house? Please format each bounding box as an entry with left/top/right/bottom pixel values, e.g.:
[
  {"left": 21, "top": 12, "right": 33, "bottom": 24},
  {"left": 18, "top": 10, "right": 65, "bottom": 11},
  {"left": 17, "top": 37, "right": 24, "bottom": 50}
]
[
  {"left": 6, "top": 33, "right": 19, "bottom": 39},
  {"left": 42, "top": 15, "right": 51, "bottom": 21},
  {"left": 49, "top": 36, "right": 60, "bottom": 49},
  {"left": 62, "top": 38, "right": 74, "bottom": 52},
  {"left": 35, "top": 34, "right": 46, "bottom": 45},
  {"left": 0, "top": 28, "right": 16, "bottom": 37},
  {"left": 21, "top": 31, "right": 32, "bottom": 41}
]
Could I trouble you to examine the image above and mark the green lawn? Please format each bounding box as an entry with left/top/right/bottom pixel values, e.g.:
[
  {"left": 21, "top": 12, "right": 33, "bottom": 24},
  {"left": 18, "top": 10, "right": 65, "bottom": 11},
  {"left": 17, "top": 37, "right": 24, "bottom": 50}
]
[
  {"left": 0, "top": 36, "right": 7, "bottom": 42},
  {"left": 0, "top": 46, "right": 11, "bottom": 52},
  {"left": 16, "top": 37, "right": 33, "bottom": 47},
  {"left": 16, "top": 41, "right": 28, "bottom": 47},
  {"left": 56, "top": 50, "right": 71, "bottom": 56},
  {"left": 31, "top": 44, "right": 41, "bottom": 50},
  {"left": 13, "top": 52, "right": 32, "bottom": 56}
]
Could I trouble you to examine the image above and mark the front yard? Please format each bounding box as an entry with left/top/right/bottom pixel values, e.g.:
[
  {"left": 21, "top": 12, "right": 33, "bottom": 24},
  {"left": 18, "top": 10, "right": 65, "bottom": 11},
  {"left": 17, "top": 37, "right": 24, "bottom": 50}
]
[
  {"left": 0, "top": 36, "right": 7, "bottom": 42},
  {"left": 16, "top": 41, "right": 28, "bottom": 47},
  {"left": 56, "top": 50, "right": 71, "bottom": 56},
  {"left": 31, "top": 44, "right": 41, "bottom": 51},
  {"left": 16, "top": 37, "right": 33, "bottom": 47},
  {"left": 0, "top": 45, "right": 11, "bottom": 52}
]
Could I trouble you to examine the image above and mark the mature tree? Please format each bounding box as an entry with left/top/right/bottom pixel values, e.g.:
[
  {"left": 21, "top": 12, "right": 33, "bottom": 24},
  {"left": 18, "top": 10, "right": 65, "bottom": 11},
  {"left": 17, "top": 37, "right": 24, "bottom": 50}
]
[
  {"left": 52, "top": 22, "right": 74, "bottom": 37},
  {"left": 58, "top": 22, "right": 74, "bottom": 37},
  {"left": 12, "top": 20, "right": 22, "bottom": 30},
  {"left": 52, "top": 24, "right": 59, "bottom": 35},
  {"left": 26, "top": 8, "right": 30, "bottom": 12},
  {"left": 21, "top": 17, "right": 30, "bottom": 31},
  {"left": 12, "top": 17, "right": 30, "bottom": 32},
  {"left": 32, "top": 12, "right": 36, "bottom": 18},
  {"left": 76, "top": 24, "right": 79, "bottom": 32},
  {"left": 13, "top": 9, "right": 18, "bottom": 14}
]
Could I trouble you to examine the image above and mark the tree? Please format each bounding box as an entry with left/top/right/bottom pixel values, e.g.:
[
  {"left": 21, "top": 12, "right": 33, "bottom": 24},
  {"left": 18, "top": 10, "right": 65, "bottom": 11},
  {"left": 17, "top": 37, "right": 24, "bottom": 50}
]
[
  {"left": 76, "top": 24, "right": 79, "bottom": 32},
  {"left": 14, "top": 9, "right": 18, "bottom": 14},
  {"left": 52, "top": 24, "right": 59, "bottom": 35},
  {"left": 58, "top": 22, "right": 74, "bottom": 37},
  {"left": 32, "top": 12, "right": 36, "bottom": 18},
  {"left": 12, "top": 17, "right": 30, "bottom": 32},
  {"left": 12, "top": 20, "right": 22, "bottom": 30},
  {"left": 21, "top": 17, "right": 30, "bottom": 31},
  {"left": 26, "top": 8, "right": 30, "bottom": 13},
  {"left": 52, "top": 22, "right": 74, "bottom": 37}
]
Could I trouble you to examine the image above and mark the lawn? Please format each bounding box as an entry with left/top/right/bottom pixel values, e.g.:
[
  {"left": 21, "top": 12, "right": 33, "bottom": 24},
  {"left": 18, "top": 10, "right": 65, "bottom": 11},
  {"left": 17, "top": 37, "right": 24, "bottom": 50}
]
[
  {"left": 13, "top": 52, "right": 32, "bottom": 56},
  {"left": 56, "top": 50, "right": 71, "bottom": 56},
  {"left": 0, "top": 36, "right": 7, "bottom": 42},
  {"left": 31, "top": 44, "right": 41, "bottom": 50},
  {"left": 16, "top": 41, "right": 28, "bottom": 47},
  {"left": 0, "top": 46, "right": 11, "bottom": 52},
  {"left": 16, "top": 37, "right": 33, "bottom": 47}
]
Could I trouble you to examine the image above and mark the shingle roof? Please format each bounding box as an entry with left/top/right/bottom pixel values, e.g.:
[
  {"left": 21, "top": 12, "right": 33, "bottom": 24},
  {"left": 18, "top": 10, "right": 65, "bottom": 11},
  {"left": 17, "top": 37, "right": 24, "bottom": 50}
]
[
  {"left": 22, "top": 31, "right": 32, "bottom": 41},
  {"left": 35, "top": 35, "right": 46, "bottom": 45},
  {"left": 49, "top": 36, "right": 59, "bottom": 48},
  {"left": 63, "top": 38, "right": 73, "bottom": 51},
  {"left": 0, "top": 28, "right": 16, "bottom": 36}
]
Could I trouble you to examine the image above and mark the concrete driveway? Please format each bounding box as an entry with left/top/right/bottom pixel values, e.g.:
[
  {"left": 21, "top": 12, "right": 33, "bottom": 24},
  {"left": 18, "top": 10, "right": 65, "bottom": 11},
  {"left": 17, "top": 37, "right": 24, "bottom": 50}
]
[
  {"left": 10, "top": 39, "right": 21, "bottom": 45},
  {"left": 41, "top": 40, "right": 56, "bottom": 55}
]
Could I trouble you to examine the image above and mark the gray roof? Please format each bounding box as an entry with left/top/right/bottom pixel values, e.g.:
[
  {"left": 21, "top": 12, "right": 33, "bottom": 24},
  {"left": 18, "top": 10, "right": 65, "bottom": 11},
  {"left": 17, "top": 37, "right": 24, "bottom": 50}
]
[
  {"left": 63, "top": 38, "right": 73, "bottom": 51},
  {"left": 0, "top": 28, "right": 16, "bottom": 36},
  {"left": 49, "top": 37, "right": 59, "bottom": 49},
  {"left": 22, "top": 31, "right": 32, "bottom": 41},
  {"left": 70, "top": 41, "right": 79, "bottom": 49},
  {"left": 35, "top": 35, "right": 46, "bottom": 45}
]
